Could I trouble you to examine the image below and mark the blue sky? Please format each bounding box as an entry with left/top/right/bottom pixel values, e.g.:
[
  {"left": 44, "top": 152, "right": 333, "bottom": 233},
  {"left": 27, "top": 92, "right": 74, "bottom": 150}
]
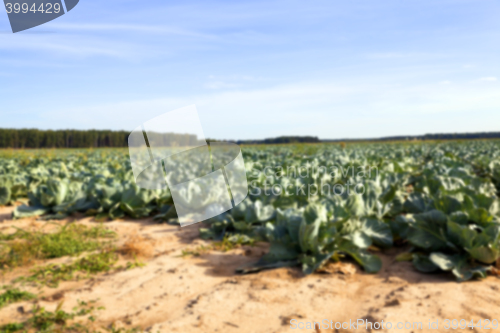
[{"left": 1, "top": 0, "right": 499, "bottom": 140}]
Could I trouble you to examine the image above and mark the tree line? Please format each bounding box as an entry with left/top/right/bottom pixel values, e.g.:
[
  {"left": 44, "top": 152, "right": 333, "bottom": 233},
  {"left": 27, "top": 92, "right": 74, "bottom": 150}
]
[
  {"left": 0, "top": 129, "right": 130, "bottom": 148},
  {"left": 0, "top": 130, "right": 320, "bottom": 148},
  {"left": 2, "top": 128, "right": 499, "bottom": 149},
  {"left": 324, "top": 132, "right": 500, "bottom": 143},
  {"left": 0, "top": 128, "right": 205, "bottom": 149},
  {"left": 237, "top": 136, "right": 320, "bottom": 145}
]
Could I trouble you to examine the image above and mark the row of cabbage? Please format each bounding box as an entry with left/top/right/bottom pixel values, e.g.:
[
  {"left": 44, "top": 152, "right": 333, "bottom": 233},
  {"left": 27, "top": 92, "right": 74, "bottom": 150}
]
[
  {"left": 1, "top": 142, "right": 500, "bottom": 281},
  {"left": 202, "top": 142, "right": 500, "bottom": 281},
  {"left": 0, "top": 151, "right": 173, "bottom": 220}
]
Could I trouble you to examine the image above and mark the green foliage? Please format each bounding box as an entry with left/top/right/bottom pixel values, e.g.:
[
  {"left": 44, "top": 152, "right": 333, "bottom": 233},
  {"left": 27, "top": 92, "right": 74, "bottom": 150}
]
[
  {"left": 0, "top": 287, "right": 36, "bottom": 308},
  {"left": 235, "top": 203, "right": 386, "bottom": 275},
  {"left": 125, "top": 257, "right": 147, "bottom": 270},
  {"left": 181, "top": 234, "right": 255, "bottom": 257},
  {"left": 17, "top": 250, "right": 119, "bottom": 288},
  {"left": 0, "top": 322, "right": 25, "bottom": 333},
  {"left": 204, "top": 141, "right": 500, "bottom": 279},
  {"left": 0, "top": 299, "right": 101, "bottom": 333},
  {"left": 399, "top": 210, "right": 500, "bottom": 281},
  {"left": 0, "top": 174, "right": 27, "bottom": 205},
  {"left": 0, "top": 150, "right": 171, "bottom": 220},
  {"left": 0, "top": 224, "right": 116, "bottom": 269},
  {"left": 3, "top": 140, "right": 500, "bottom": 281}
]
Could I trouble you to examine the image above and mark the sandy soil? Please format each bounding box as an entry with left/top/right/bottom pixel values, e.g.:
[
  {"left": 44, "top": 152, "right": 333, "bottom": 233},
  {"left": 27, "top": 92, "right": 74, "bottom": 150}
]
[{"left": 1, "top": 206, "right": 500, "bottom": 333}]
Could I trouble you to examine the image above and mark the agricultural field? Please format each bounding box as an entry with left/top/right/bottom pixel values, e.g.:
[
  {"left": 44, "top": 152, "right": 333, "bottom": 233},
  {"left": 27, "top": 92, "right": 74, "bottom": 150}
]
[{"left": 1, "top": 141, "right": 500, "bottom": 332}]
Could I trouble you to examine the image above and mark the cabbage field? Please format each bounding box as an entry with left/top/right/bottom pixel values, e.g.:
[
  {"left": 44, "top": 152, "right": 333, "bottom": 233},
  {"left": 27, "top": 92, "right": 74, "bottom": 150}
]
[{"left": 1, "top": 141, "right": 500, "bottom": 282}]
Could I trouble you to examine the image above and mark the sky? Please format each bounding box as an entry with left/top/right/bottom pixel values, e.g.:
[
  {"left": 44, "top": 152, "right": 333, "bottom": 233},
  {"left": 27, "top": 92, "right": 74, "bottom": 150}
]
[{"left": 0, "top": 0, "right": 499, "bottom": 140}]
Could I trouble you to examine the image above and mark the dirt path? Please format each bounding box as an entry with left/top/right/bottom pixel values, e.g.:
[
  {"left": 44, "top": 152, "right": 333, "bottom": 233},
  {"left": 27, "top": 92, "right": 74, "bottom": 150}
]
[{"left": 1, "top": 206, "right": 500, "bottom": 333}]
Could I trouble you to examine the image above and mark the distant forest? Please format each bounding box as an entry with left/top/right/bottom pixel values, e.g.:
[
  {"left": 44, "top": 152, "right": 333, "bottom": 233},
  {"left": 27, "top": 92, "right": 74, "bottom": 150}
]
[
  {"left": 0, "top": 129, "right": 130, "bottom": 148},
  {"left": 237, "top": 133, "right": 500, "bottom": 145},
  {"left": 236, "top": 136, "right": 321, "bottom": 145},
  {"left": 323, "top": 132, "right": 500, "bottom": 143},
  {"left": 0, "top": 128, "right": 199, "bottom": 148},
  {"left": 0, "top": 128, "right": 499, "bottom": 148}
]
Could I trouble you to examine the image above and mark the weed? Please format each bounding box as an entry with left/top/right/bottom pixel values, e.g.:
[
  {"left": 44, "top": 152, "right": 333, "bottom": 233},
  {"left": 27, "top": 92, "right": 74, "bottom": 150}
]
[
  {"left": 80, "top": 225, "right": 116, "bottom": 239},
  {"left": 31, "top": 301, "right": 78, "bottom": 331},
  {"left": 181, "top": 245, "right": 211, "bottom": 257},
  {"left": 0, "top": 287, "right": 36, "bottom": 308},
  {"left": 0, "top": 299, "right": 101, "bottom": 333},
  {"left": 119, "top": 235, "right": 153, "bottom": 259},
  {"left": 0, "top": 224, "right": 116, "bottom": 269},
  {"left": 0, "top": 231, "right": 21, "bottom": 242},
  {"left": 0, "top": 298, "right": 150, "bottom": 333},
  {"left": 181, "top": 235, "right": 255, "bottom": 258},
  {"left": 17, "top": 250, "right": 118, "bottom": 288},
  {"left": 213, "top": 235, "right": 255, "bottom": 252},
  {"left": 125, "top": 256, "right": 146, "bottom": 270},
  {"left": 0, "top": 322, "right": 24, "bottom": 333}
]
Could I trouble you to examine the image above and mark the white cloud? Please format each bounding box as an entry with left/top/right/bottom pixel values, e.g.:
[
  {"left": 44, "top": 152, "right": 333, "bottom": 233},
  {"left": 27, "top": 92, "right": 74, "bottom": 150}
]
[{"left": 477, "top": 77, "right": 498, "bottom": 82}]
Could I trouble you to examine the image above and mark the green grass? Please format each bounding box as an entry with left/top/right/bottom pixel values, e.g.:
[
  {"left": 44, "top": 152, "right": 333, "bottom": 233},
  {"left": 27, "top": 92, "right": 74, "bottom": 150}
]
[
  {"left": 0, "top": 287, "right": 36, "bottom": 308},
  {"left": 0, "top": 224, "right": 116, "bottom": 269},
  {"left": 0, "top": 299, "right": 151, "bottom": 333},
  {"left": 213, "top": 234, "right": 256, "bottom": 251},
  {"left": 181, "top": 245, "right": 211, "bottom": 257},
  {"left": 0, "top": 322, "right": 25, "bottom": 333},
  {"left": 124, "top": 257, "right": 146, "bottom": 270},
  {"left": 0, "top": 300, "right": 99, "bottom": 333},
  {"left": 181, "top": 234, "right": 255, "bottom": 258},
  {"left": 2, "top": 223, "right": 148, "bottom": 288},
  {"left": 16, "top": 250, "right": 119, "bottom": 288},
  {"left": 15, "top": 249, "right": 146, "bottom": 288}
]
